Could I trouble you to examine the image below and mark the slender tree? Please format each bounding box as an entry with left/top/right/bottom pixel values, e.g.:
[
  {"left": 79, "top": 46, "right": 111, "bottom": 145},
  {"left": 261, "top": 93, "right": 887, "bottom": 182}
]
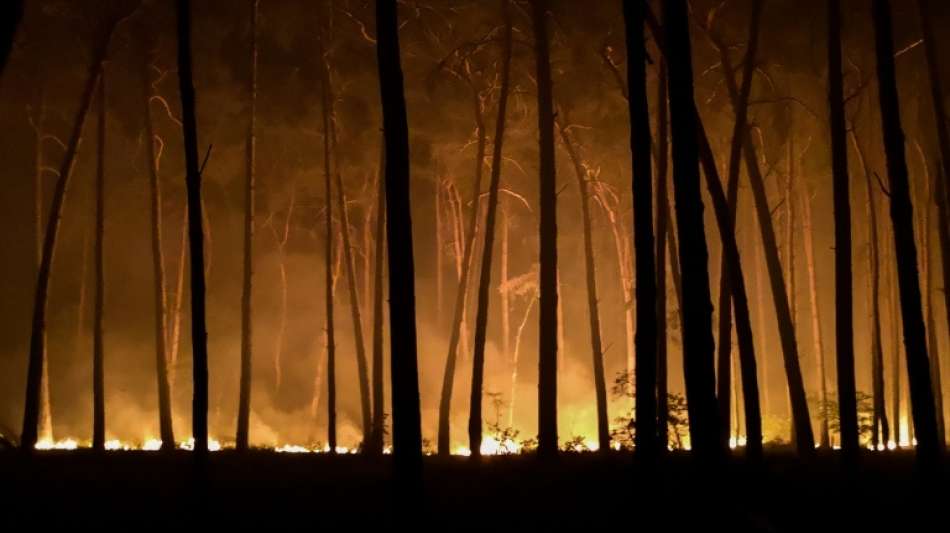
[
  {"left": 91, "top": 66, "right": 107, "bottom": 452},
  {"left": 376, "top": 0, "right": 423, "bottom": 482},
  {"left": 654, "top": 57, "right": 670, "bottom": 452},
  {"left": 369, "top": 144, "right": 387, "bottom": 455},
  {"left": 176, "top": 0, "right": 210, "bottom": 456},
  {"left": 235, "top": 0, "right": 258, "bottom": 452},
  {"left": 623, "top": 0, "right": 658, "bottom": 458},
  {"left": 871, "top": 0, "right": 939, "bottom": 463},
  {"left": 826, "top": 0, "right": 859, "bottom": 460},
  {"left": 531, "top": 0, "right": 559, "bottom": 458},
  {"left": 21, "top": 15, "right": 121, "bottom": 451},
  {"left": 800, "top": 183, "right": 831, "bottom": 448},
  {"left": 469, "top": 0, "right": 513, "bottom": 458},
  {"left": 663, "top": 0, "right": 721, "bottom": 458},
  {"left": 319, "top": 26, "right": 338, "bottom": 454}
]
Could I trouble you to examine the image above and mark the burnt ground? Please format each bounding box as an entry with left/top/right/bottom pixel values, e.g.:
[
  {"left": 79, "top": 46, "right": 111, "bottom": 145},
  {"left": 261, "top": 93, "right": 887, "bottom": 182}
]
[{"left": 0, "top": 449, "right": 946, "bottom": 529}]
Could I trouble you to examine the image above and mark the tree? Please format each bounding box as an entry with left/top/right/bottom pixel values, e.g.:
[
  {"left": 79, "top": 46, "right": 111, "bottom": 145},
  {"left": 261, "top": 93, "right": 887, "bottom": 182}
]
[
  {"left": 469, "top": 0, "right": 513, "bottom": 459},
  {"left": 531, "top": 0, "right": 558, "bottom": 458},
  {"left": 21, "top": 13, "right": 123, "bottom": 452},
  {"left": 800, "top": 182, "right": 831, "bottom": 448},
  {"left": 176, "top": 0, "right": 210, "bottom": 457},
  {"left": 871, "top": 0, "right": 939, "bottom": 464},
  {"left": 368, "top": 144, "right": 387, "bottom": 455},
  {"left": 319, "top": 22, "right": 338, "bottom": 453},
  {"left": 826, "top": 0, "right": 859, "bottom": 460},
  {"left": 91, "top": 64, "right": 107, "bottom": 452},
  {"left": 376, "top": 0, "right": 423, "bottom": 483},
  {"left": 654, "top": 57, "right": 671, "bottom": 453},
  {"left": 236, "top": 0, "right": 258, "bottom": 452},
  {"left": 663, "top": 0, "right": 721, "bottom": 458}
]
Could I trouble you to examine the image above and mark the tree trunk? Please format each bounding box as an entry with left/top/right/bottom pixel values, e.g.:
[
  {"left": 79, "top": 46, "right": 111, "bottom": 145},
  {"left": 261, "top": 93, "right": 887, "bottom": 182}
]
[
  {"left": 623, "top": 0, "right": 658, "bottom": 458},
  {"left": 167, "top": 208, "right": 188, "bottom": 396},
  {"left": 92, "top": 67, "right": 107, "bottom": 452},
  {"left": 369, "top": 144, "right": 387, "bottom": 455},
  {"left": 436, "top": 180, "right": 444, "bottom": 318},
  {"left": 508, "top": 287, "right": 537, "bottom": 427},
  {"left": 469, "top": 0, "right": 512, "bottom": 458},
  {"left": 871, "top": 0, "right": 939, "bottom": 464},
  {"left": 319, "top": 26, "right": 337, "bottom": 452},
  {"left": 531, "top": 0, "right": 559, "bottom": 459},
  {"left": 800, "top": 184, "right": 831, "bottom": 448},
  {"left": 826, "top": 0, "right": 858, "bottom": 458},
  {"left": 709, "top": 0, "right": 763, "bottom": 451},
  {"left": 888, "top": 245, "right": 903, "bottom": 446},
  {"left": 376, "top": 0, "right": 423, "bottom": 483},
  {"left": 0, "top": 0, "right": 22, "bottom": 74},
  {"left": 662, "top": 0, "right": 721, "bottom": 458},
  {"left": 436, "top": 101, "right": 487, "bottom": 457},
  {"left": 235, "top": 0, "right": 258, "bottom": 452},
  {"left": 555, "top": 116, "right": 609, "bottom": 453},
  {"left": 21, "top": 18, "right": 118, "bottom": 451},
  {"left": 176, "top": 0, "right": 210, "bottom": 456},
  {"left": 654, "top": 58, "right": 670, "bottom": 452}
]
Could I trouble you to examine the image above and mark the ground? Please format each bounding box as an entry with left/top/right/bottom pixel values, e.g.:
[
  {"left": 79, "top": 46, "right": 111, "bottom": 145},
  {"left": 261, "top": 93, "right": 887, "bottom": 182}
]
[{"left": 0, "top": 450, "right": 946, "bottom": 529}]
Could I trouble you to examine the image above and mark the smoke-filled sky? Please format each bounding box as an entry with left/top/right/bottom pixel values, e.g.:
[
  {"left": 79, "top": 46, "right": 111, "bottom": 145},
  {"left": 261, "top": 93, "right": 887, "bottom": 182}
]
[{"left": 1, "top": 0, "right": 949, "bottom": 450}]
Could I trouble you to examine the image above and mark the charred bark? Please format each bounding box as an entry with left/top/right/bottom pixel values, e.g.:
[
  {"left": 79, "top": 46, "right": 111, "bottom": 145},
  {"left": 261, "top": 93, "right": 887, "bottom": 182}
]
[{"left": 92, "top": 66, "right": 107, "bottom": 452}]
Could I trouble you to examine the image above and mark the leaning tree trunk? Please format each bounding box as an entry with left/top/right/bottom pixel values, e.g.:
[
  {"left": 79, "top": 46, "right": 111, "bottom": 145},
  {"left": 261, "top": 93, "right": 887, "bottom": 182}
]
[
  {"left": 623, "top": 0, "right": 658, "bottom": 458},
  {"left": 827, "top": 0, "right": 859, "bottom": 459},
  {"left": 0, "top": 0, "right": 22, "bottom": 74},
  {"left": 709, "top": 0, "right": 763, "bottom": 451},
  {"left": 176, "top": 0, "right": 210, "bottom": 456},
  {"left": 437, "top": 108, "right": 487, "bottom": 456},
  {"left": 871, "top": 0, "right": 939, "bottom": 464},
  {"left": 469, "top": 0, "right": 512, "bottom": 459},
  {"left": 556, "top": 116, "right": 609, "bottom": 453},
  {"left": 800, "top": 184, "right": 832, "bottom": 448},
  {"left": 142, "top": 38, "right": 175, "bottom": 449},
  {"left": 91, "top": 65, "right": 108, "bottom": 452},
  {"left": 369, "top": 144, "right": 387, "bottom": 455},
  {"left": 31, "top": 90, "right": 54, "bottom": 444},
  {"left": 654, "top": 58, "right": 670, "bottom": 452},
  {"left": 376, "top": 0, "right": 423, "bottom": 484},
  {"left": 21, "top": 18, "right": 119, "bottom": 451},
  {"left": 784, "top": 136, "right": 798, "bottom": 444},
  {"left": 662, "top": 0, "right": 721, "bottom": 458},
  {"left": 531, "top": 0, "right": 559, "bottom": 459},
  {"left": 235, "top": 0, "right": 258, "bottom": 452},
  {"left": 853, "top": 130, "right": 889, "bottom": 448}
]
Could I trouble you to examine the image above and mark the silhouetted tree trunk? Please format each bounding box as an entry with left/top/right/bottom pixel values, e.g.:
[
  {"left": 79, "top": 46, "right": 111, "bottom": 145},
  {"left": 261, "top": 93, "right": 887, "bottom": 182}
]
[
  {"left": 888, "top": 248, "right": 903, "bottom": 446},
  {"left": 319, "top": 29, "right": 337, "bottom": 453},
  {"left": 709, "top": 0, "right": 762, "bottom": 451},
  {"left": 556, "top": 117, "right": 609, "bottom": 453},
  {"left": 235, "top": 0, "right": 258, "bottom": 452},
  {"left": 369, "top": 145, "right": 387, "bottom": 455},
  {"left": 827, "top": 0, "right": 858, "bottom": 459},
  {"left": 142, "top": 38, "right": 175, "bottom": 450},
  {"left": 376, "top": 0, "right": 423, "bottom": 483},
  {"left": 91, "top": 67, "right": 107, "bottom": 452},
  {"left": 167, "top": 208, "right": 187, "bottom": 395},
  {"left": 871, "top": 0, "right": 939, "bottom": 464},
  {"left": 654, "top": 58, "right": 670, "bottom": 452},
  {"left": 21, "top": 17, "right": 120, "bottom": 451},
  {"left": 0, "top": 0, "right": 22, "bottom": 74},
  {"left": 623, "top": 0, "right": 658, "bottom": 457},
  {"left": 176, "top": 0, "right": 210, "bottom": 456},
  {"left": 469, "top": 0, "right": 512, "bottom": 459},
  {"left": 784, "top": 136, "right": 797, "bottom": 443},
  {"left": 437, "top": 87, "right": 487, "bottom": 457},
  {"left": 663, "top": 0, "right": 721, "bottom": 458},
  {"left": 801, "top": 184, "right": 831, "bottom": 448},
  {"left": 531, "top": 0, "right": 559, "bottom": 458}
]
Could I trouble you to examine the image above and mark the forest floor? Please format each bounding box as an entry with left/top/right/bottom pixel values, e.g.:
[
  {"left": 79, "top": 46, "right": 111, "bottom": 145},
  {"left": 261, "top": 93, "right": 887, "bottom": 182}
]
[{"left": 0, "top": 449, "right": 946, "bottom": 529}]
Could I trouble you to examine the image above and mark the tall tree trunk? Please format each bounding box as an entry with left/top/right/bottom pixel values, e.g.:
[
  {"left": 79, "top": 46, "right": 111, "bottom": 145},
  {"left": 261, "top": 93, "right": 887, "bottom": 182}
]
[
  {"left": 143, "top": 39, "right": 175, "bottom": 450},
  {"left": 437, "top": 112, "right": 487, "bottom": 456},
  {"left": 176, "top": 0, "right": 210, "bottom": 457},
  {"left": 784, "top": 136, "right": 798, "bottom": 443},
  {"left": 800, "top": 184, "right": 831, "bottom": 448},
  {"left": 376, "top": 0, "right": 423, "bottom": 483},
  {"left": 827, "top": 0, "right": 859, "bottom": 458},
  {"left": 167, "top": 208, "right": 188, "bottom": 396},
  {"left": 709, "top": 0, "right": 763, "bottom": 451},
  {"left": 369, "top": 145, "right": 387, "bottom": 455},
  {"left": 319, "top": 27, "right": 337, "bottom": 453},
  {"left": 531, "top": 0, "right": 559, "bottom": 458},
  {"left": 469, "top": 0, "right": 512, "bottom": 459},
  {"left": 556, "top": 117, "right": 609, "bottom": 453},
  {"left": 888, "top": 246, "right": 903, "bottom": 446},
  {"left": 663, "top": 0, "right": 721, "bottom": 458},
  {"left": 91, "top": 67, "right": 107, "bottom": 452},
  {"left": 236, "top": 0, "right": 258, "bottom": 452},
  {"left": 623, "top": 0, "right": 658, "bottom": 458},
  {"left": 654, "top": 58, "right": 670, "bottom": 452},
  {"left": 508, "top": 287, "right": 537, "bottom": 427},
  {"left": 21, "top": 18, "right": 119, "bottom": 451},
  {"left": 853, "top": 130, "right": 889, "bottom": 448},
  {"left": 871, "top": 0, "right": 939, "bottom": 464},
  {"left": 0, "top": 0, "right": 22, "bottom": 74},
  {"left": 755, "top": 210, "right": 770, "bottom": 418}
]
